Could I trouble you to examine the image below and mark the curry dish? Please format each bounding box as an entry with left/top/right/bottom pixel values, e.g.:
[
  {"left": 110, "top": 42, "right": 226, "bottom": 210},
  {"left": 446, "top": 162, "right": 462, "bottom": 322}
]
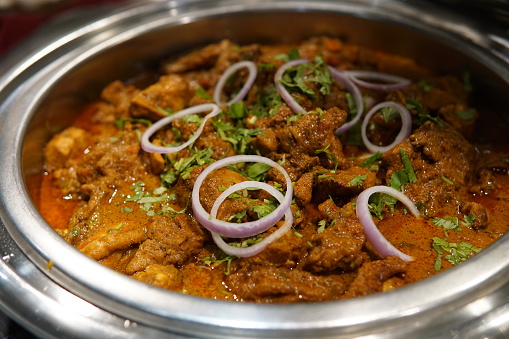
[{"left": 38, "top": 37, "right": 509, "bottom": 302}]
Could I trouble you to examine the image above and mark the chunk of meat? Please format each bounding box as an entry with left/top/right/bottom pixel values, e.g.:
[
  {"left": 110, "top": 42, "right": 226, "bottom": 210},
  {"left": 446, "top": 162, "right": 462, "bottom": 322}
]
[
  {"left": 196, "top": 167, "right": 249, "bottom": 216},
  {"left": 163, "top": 39, "right": 236, "bottom": 74},
  {"left": 382, "top": 121, "right": 475, "bottom": 214},
  {"left": 78, "top": 227, "right": 147, "bottom": 261},
  {"left": 44, "top": 127, "right": 90, "bottom": 171},
  {"left": 305, "top": 217, "right": 366, "bottom": 273},
  {"left": 343, "top": 256, "right": 407, "bottom": 298},
  {"left": 240, "top": 229, "right": 308, "bottom": 268},
  {"left": 312, "top": 165, "right": 377, "bottom": 202},
  {"left": 126, "top": 214, "right": 207, "bottom": 273},
  {"left": 132, "top": 264, "right": 184, "bottom": 290},
  {"left": 227, "top": 265, "right": 347, "bottom": 302},
  {"left": 130, "top": 74, "right": 192, "bottom": 120}
]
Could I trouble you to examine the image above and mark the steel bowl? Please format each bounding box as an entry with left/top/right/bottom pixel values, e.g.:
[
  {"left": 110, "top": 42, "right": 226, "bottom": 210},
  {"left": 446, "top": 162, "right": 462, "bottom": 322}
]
[{"left": 1, "top": 0, "right": 509, "bottom": 338}]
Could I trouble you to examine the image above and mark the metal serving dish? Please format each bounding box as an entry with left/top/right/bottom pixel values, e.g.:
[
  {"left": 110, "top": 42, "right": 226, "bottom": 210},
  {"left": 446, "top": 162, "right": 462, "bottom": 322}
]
[{"left": 1, "top": 0, "right": 509, "bottom": 337}]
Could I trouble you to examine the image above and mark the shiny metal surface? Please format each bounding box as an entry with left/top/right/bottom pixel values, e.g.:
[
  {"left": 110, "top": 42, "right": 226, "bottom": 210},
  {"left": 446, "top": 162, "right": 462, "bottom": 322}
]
[{"left": 0, "top": 0, "right": 509, "bottom": 338}]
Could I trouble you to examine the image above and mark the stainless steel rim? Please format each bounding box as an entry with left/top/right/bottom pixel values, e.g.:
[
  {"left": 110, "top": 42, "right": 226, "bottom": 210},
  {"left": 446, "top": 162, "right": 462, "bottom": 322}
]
[{"left": 0, "top": 1, "right": 509, "bottom": 338}]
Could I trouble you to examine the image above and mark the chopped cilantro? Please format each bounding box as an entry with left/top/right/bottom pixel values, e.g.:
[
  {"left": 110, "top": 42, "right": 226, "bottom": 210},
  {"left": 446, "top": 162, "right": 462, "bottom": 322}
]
[
  {"left": 463, "top": 69, "right": 473, "bottom": 93},
  {"left": 368, "top": 192, "right": 397, "bottom": 219},
  {"left": 160, "top": 170, "right": 178, "bottom": 187},
  {"left": 461, "top": 213, "right": 477, "bottom": 227},
  {"left": 432, "top": 216, "right": 461, "bottom": 231},
  {"left": 249, "top": 84, "right": 282, "bottom": 118},
  {"left": 348, "top": 174, "right": 368, "bottom": 187},
  {"left": 244, "top": 162, "right": 272, "bottom": 181},
  {"left": 275, "top": 48, "right": 301, "bottom": 62},
  {"left": 317, "top": 219, "right": 328, "bottom": 234},
  {"left": 108, "top": 222, "right": 124, "bottom": 232},
  {"left": 315, "top": 144, "right": 338, "bottom": 170},
  {"left": 278, "top": 55, "right": 332, "bottom": 100},
  {"left": 182, "top": 114, "right": 203, "bottom": 124},
  {"left": 174, "top": 148, "right": 214, "bottom": 179},
  {"left": 381, "top": 106, "right": 400, "bottom": 123},
  {"left": 432, "top": 237, "right": 480, "bottom": 270},
  {"left": 251, "top": 199, "right": 278, "bottom": 218},
  {"left": 406, "top": 98, "right": 443, "bottom": 126},
  {"left": 287, "top": 114, "right": 300, "bottom": 123},
  {"left": 201, "top": 253, "right": 235, "bottom": 275},
  {"left": 195, "top": 85, "right": 212, "bottom": 100},
  {"left": 258, "top": 62, "right": 275, "bottom": 71},
  {"left": 455, "top": 108, "right": 476, "bottom": 121},
  {"left": 213, "top": 120, "right": 262, "bottom": 154},
  {"left": 389, "top": 150, "right": 417, "bottom": 191},
  {"left": 226, "top": 102, "right": 248, "bottom": 119},
  {"left": 156, "top": 106, "right": 173, "bottom": 116},
  {"left": 292, "top": 228, "right": 303, "bottom": 238},
  {"left": 441, "top": 176, "right": 454, "bottom": 185},
  {"left": 417, "top": 79, "right": 434, "bottom": 92},
  {"left": 345, "top": 92, "right": 358, "bottom": 117},
  {"left": 360, "top": 152, "right": 383, "bottom": 168},
  {"left": 229, "top": 210, "right": 247, "bottom": 223}
]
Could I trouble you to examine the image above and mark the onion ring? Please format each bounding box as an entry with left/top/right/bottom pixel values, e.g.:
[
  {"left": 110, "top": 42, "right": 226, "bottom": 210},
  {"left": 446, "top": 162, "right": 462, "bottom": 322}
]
[
  {"left": 356, "top": 186, "right": 420, "bottom": 262},
  {"left": 344, "top": 70, "right": 411, "bottom": 91},
  {"left": 191, "top": 155, "right": 293, "bottom": 238},
  {"left": 213, "top": 60, "right": 258, "bottom": 106},
  {"left": 360, "top": 101, "right": 412, "bottom": 153},
  {"left": 141, "top": 103, "right": 220, "bottom": 154},
  {"left": 328, "top": 67, "right": 365, "bottom": 133},
  {"left": 210, "top": 181, "right": 293, "bottom": 257}
]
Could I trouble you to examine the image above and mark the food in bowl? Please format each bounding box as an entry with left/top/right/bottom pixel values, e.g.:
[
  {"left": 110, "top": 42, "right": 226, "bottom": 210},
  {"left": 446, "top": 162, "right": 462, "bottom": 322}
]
[{"left": 38, "top": 36, "right": 509, "bottom": 303}]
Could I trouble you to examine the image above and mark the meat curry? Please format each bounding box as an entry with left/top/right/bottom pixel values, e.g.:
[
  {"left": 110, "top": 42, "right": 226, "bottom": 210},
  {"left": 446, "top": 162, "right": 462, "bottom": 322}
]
[{"left": 37, "top": 37, "right": 509, "bottom": 303}]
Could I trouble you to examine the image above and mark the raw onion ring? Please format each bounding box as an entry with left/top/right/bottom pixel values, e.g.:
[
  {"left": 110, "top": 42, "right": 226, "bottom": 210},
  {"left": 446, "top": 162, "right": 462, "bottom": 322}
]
[
  {"left": 356, "top": 186, "right": 420, "bottom": 262},
  {"left": 274, "top": 58, "right": 310, "bottom": 114},
  {"left": 191, "top": 155, "right": 293, "bottom": 238},
  {"left": 141, "top": 103, "right": 220, "bottom": 154},
  {"left": 213, "top": 60, "right": 258, "bottom": 106},
  {"left": 328, "top": 67, "right": 364, "bottom": 133},
  {"left": 344, "top": 70, "right": 411, "bottom": 91},
  {"left": 210, "top": 181, "right": 293, "bottom": 257},
  {"left": 360, "top": 101, "right": 412, "bottom": 153}
]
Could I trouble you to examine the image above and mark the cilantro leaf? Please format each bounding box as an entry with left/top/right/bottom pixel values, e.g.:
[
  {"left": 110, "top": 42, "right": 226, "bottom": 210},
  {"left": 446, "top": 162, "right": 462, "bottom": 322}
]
[
  {"left": 381, "top": 106, "right": 400, "bottom": 123},
  {"left": 251, "top": 199, "right": 277, "bottom": 219},
  {"left": 360, "top": 152, "right": 383, "bottom": 168},
  {"left": 195, "top": 86, "right": 212, "bottom": 100},
  {"left": 389, "top": 150, "right": 416, "bottom": 191},
  {"left": 244, "top": 162, "right": 272, "bottom": 181},
  {"left": 348, "top": 174, "right": 368, "bottom": 187},
  {"left": 249, "top": 84, "right": 282, "bottom": 118},
  {"left": 455, "top": 108, "right": 476, "bottom": 121},
  {"left": 213, "top": 120, "right": 262, "bottom": 154},
  {"left": 227, "top": 102, "right": 248, "bottom": 119},
  {"left": 275, "top": 48, "right": 301, "bottom": 62},
  {"left": 432, "top": 237, "right": 480, "bottom": 270},
  {"left": 368, "top": 192, "right": 397, "bottom": 219},
  {"left": 278, "top": 55, "right": 332, "bottom": 100},
  {"left": 417, "top": 79, "right": 434, "bottom": 93},
  {"left": 406, "top": 98, "right": 443, "bottom": 126},
  {"left": 461, "top": 213, "right": 477, "bottom": 227},
  {"left": 432, "top": 216, "right": 461, "bottom": 231}
]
